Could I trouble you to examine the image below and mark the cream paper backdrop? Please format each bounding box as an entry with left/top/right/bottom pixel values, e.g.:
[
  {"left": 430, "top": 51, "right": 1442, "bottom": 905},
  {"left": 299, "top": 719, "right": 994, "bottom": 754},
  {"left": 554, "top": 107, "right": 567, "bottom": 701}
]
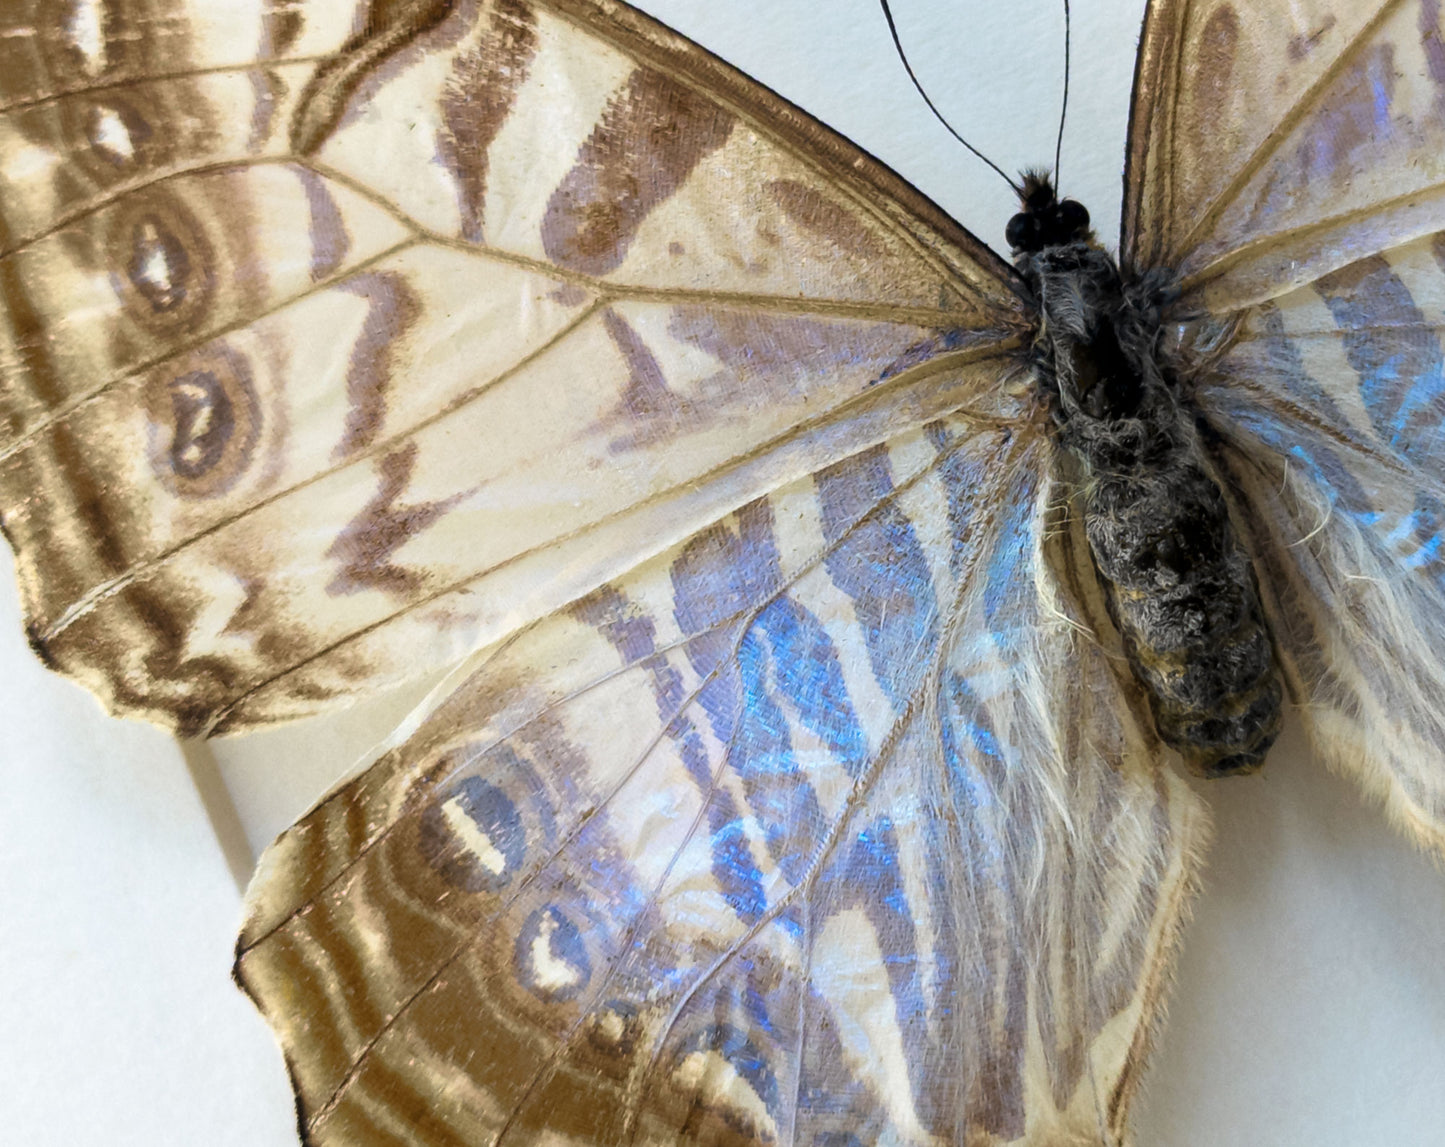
[{"left": 3, "top": 1, "right": 1444, "bottom": 1143}]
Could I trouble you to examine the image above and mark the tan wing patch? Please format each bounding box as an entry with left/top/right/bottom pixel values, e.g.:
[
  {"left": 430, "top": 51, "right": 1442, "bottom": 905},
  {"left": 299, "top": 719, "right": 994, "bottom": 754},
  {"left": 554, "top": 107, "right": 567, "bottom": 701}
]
[
  {"left": 0, "top": 0, "right": 356, "bottom": 105},
  {"left": 236, "top": 419, "right": 1205, "bottom": 1146},
  {"left": 0, "top": 0, "right": 1023, "bottom": 734},
  {"left": 1126, "top": 0, "right": 1445, "bottom": 311},
  {"left": 311, "top": 0, "right": 1006, "bottom": 313}
]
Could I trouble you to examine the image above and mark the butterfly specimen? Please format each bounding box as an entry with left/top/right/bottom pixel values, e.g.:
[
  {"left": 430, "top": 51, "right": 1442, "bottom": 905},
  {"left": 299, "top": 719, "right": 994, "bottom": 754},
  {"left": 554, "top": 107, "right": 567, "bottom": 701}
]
[{"left": 4, "top": 0, "right": 1445, "bottom": 1144}]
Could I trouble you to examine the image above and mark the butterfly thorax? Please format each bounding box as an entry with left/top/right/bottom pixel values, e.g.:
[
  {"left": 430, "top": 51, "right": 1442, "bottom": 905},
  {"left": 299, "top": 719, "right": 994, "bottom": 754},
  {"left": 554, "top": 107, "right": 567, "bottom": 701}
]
[{"left": 1010, "top": 178, "right": 1281, "bottom": 776}]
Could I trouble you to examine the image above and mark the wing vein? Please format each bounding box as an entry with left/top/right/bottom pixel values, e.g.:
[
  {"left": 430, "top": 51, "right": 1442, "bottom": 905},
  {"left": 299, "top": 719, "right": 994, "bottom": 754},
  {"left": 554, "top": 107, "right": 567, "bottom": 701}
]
[
  {"left": 631, "top": 429, "right": 1020, "bottom": 1125},
  {"left": 1166, "top": 0, "right": 1406, "bottom": 263},
  {"left": 288, "top": 423, "right": 981, "bottom": 1129},
  {"left": 0, "top": 235, "right": 423, "bottom": 464},
  {"left": 198, "top": 344, "right": 1021, "bottom": 732},
  {"left": 1179, "top": 176, "right": 1445, "bottom": 299},
  {"left": 36, "top": 296, "right": 609, "bottom": 643},
  {"left": 0, "top": 55, "right": 344, "bottom": 116},
  {"left": 301, "top": 158, "right": 991, "bottom": 325}
]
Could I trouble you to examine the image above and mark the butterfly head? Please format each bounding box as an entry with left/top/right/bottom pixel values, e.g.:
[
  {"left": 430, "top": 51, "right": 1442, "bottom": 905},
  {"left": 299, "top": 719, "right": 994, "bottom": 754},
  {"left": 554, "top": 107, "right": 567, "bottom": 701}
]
[{"left": 1006, "top": 170, "right": 1091, "bottom": 255}]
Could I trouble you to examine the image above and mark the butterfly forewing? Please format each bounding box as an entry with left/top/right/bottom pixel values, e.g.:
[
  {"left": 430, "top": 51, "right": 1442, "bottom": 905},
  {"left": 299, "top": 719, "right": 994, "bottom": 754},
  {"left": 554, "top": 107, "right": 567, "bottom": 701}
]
[
  {"left": 1126, "top": 0, "right": 1445, "bottom": 312},
  {"left": 0, "top": 0, "right": 1021, "bottom": 736},
  {"left": 236, "top": 412, "right": 1205, "bottom": 1146}
]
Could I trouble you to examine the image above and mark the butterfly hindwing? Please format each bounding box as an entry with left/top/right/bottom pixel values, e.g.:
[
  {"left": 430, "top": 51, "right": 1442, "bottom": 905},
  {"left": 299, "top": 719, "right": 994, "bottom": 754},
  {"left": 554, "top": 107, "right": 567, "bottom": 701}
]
[
  {"left": 1193, "top": 229, "right": 1445, "bottom": 854},
  {"left": 0, "top": 0, "right": 1021, "bottom": 735},
  {"left": 236, "top": 413, "right": 1205, "bottom": 1146}
]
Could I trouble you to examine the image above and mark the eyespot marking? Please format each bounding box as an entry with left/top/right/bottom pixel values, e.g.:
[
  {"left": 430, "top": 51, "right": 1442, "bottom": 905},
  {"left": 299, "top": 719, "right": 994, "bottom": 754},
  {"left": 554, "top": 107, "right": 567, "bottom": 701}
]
[
  {"left": 514, "top": 905, "right": 590, "bottom": 1003},
  {"left": 418, "top": 776, "right": 526, "bottom": 892},
  {"left": 587, "top": 999, "right": 641, "bottom": 1058},
  {"left": 109, "top": 193, "right": 216, "bottom": 333},
  {"left": 144, "top": 346, "right": 260, "bottom": 499}
]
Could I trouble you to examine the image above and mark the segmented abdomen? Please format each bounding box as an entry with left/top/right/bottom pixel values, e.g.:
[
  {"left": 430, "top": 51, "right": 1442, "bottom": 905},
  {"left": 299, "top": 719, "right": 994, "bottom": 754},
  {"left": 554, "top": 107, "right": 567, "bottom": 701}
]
[{"left": 1084, "top": 457, "right": 1281, "bottom": 776}]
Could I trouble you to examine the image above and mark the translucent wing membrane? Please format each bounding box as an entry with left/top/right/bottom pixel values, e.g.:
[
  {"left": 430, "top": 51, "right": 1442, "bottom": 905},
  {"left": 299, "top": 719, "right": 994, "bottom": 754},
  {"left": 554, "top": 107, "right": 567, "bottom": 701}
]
[
  {"left": 0, "top": 0, "right": 1021, "bottom": 735},
  {"left": 1126, "top": 0, "right": 1445, "bottom": 314},
  {"left": 1125, "top": 0, "right": 1445, "bottom": 855},
  {"left": 236, "top": 416, "right": 1206, "bottom": 1147},
  {"left": 4, "top": 1, "right": 1211, "bottom": 1142},
  {"left": 1196, "top": 230, "right": 1445, "bottom": 855}
]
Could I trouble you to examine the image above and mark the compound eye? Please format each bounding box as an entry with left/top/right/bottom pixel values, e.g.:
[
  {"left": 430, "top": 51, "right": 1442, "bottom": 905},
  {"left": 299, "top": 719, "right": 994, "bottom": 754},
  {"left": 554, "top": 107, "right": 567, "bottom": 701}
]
[
  {"left": 1006, "top": 212, "right": 1038, "bottom": 251},
  {"left": 1058, "top": 199, "right": 1090, "bottom": 236}
]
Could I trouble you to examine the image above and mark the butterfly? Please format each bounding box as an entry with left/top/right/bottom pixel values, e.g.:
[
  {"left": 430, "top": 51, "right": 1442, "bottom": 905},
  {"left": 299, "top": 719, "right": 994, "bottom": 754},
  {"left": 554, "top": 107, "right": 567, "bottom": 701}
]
[{"left": 3, "top": 0, "right": 1445, "bottom": 1145}]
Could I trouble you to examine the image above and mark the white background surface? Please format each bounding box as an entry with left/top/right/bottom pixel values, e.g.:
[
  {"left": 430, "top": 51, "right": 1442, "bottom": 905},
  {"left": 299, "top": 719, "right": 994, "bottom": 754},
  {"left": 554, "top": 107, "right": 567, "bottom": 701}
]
[{"left": 3, "top": 1, "right": 1445, "bottom": 1145}]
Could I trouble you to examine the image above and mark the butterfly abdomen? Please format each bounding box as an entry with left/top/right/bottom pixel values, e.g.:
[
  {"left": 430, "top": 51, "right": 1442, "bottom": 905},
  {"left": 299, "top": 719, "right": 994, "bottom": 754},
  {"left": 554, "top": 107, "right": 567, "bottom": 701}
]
[
  {"left": 1019, "top": 230, "right": 1281, "bottom": 776},
  {"left": 1082, "top": 441, "right": 1281, "bottom": 776}
]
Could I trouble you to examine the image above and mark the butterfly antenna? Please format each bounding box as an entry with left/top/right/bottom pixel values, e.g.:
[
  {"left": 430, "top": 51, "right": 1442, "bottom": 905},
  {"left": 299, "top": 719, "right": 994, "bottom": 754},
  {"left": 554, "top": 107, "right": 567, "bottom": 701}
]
[
  {"left": 1053, "top": 0, "right": 1071, "bottom": 184},
  {"left": 878, "top": 0, "right": 1022, "bottom": 196}
]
